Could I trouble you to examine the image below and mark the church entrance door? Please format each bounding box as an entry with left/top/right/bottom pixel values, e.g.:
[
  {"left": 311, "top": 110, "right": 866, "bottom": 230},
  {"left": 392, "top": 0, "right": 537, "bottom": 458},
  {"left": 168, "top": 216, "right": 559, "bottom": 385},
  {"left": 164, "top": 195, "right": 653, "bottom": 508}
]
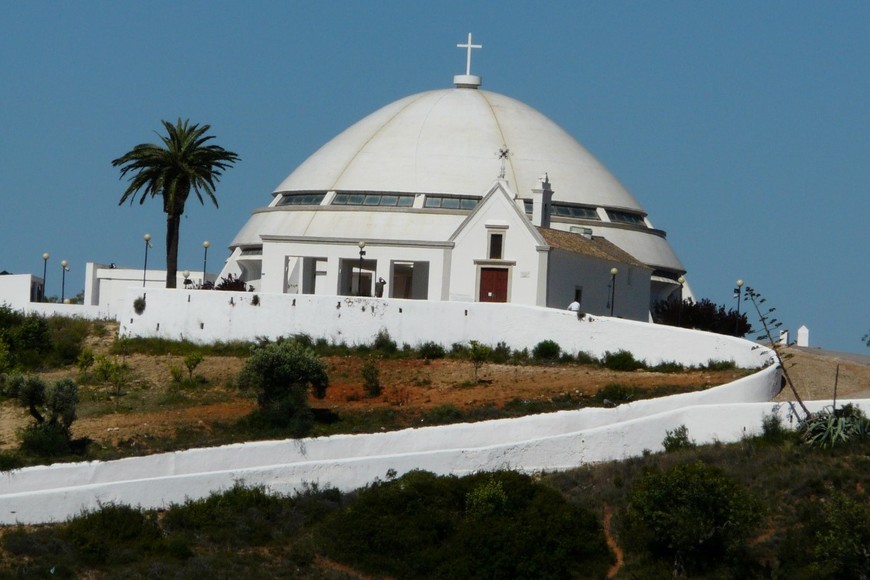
[{"left": 479, "top": 267, "right": 508, "bottom": 302}]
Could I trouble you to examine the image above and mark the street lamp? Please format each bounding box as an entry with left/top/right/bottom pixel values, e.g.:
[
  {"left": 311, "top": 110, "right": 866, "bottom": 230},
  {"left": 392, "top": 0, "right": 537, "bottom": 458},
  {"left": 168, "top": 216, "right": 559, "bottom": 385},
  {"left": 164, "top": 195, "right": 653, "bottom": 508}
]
[
  {"left": 41, "top": 252, "right": 49, "bottom": 302},
  {"left": 142, "top": 233, "right": 152, "bottom": 287},
  {"left": 677, "top": 275, "right": 686, "bottom": 327},
  {"left": 357, "top": 241, "right": 366, "bottom": 296},
  {"left": 60, "top": 260, "right": 69, "bottom": 303},
  {"left": 202, "top": 240, "right": 211, "bottom": 286},
  {"left": 609, "top": 267, "right": 618, "bottom": 316},
  {"left": 182, "top": 270, "right": 191, "bottom": 287},
  {"left": 734, "top": 279, "right": 744, "bottom": 335}
]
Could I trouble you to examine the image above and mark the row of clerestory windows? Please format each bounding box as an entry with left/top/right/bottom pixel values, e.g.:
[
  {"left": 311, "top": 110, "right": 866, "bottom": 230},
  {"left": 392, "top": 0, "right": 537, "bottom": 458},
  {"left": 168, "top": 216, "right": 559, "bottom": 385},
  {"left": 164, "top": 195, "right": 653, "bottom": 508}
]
[
  {"left": 332, "top": 193, "right": 415, "bottom": 207},
  {"left": 275, "top": 192, "right": 645, "bottom": 228}
]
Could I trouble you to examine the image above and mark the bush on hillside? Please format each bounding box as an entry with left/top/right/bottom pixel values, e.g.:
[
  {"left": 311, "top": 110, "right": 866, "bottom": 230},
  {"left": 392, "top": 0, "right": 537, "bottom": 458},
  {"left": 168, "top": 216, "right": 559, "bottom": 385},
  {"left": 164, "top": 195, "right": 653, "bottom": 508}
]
[
  {"left": 625, "top": 461, "right": 761, "bottom": 575},
  {"left": 318, "top": 470, "right": 613, "bottom": 578},
  {"left": 532, "top": 339, "right": 561, "bottom": 361},
  {"left": 601, "top": 350, "right": 645, "bottom": 371},
  {"left": 653, "top": 296, "right": 752, "bottom": 337},
  {"left": 237, "top": 340, "right": 329, "bottom": 435}
]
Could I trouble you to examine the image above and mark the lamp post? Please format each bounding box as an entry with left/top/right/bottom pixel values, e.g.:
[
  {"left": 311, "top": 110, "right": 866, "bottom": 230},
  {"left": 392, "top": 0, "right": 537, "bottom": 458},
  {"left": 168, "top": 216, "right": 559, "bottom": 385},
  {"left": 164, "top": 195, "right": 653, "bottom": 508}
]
[
  {"left": 182, "top": 270, "right": 191, "bottom": 287},
  {"left": 677, "top": 275, "right": 686, "bottom": 327},
  {"left": 60, "top": 260, "right": 69, "bottom": 303},
  {"left": 142, "top": 233, "right": 152, "bottom": 287},
  {"left": 609, "top": 267, "right": 618, "bottom": 317},
  {"left": 734, "top": 279, "right": 744, "bottom": 335},
  {"left": 357, "top": 241, "right": 366, "bottom": 296},
  {"left": 41, "top": 252, "right": 49, "bottom": 302},
  {"left": 202, "top": 240, "right": 210, "bottom": 286}
]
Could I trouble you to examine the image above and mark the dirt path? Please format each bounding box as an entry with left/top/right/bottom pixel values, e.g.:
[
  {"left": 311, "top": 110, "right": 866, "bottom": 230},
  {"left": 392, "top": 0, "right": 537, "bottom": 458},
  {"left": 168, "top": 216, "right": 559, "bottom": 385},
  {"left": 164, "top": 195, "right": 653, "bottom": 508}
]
[{"left": 603, "top": 505, "right": 624, "bottom": 578}]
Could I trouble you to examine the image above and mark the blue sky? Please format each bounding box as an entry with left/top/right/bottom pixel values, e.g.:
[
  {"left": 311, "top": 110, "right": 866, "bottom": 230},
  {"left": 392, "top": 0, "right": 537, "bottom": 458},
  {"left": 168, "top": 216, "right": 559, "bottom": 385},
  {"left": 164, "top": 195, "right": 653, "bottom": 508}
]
[{"left": 1, "top": 2, "right": 868, "bottom": 354}]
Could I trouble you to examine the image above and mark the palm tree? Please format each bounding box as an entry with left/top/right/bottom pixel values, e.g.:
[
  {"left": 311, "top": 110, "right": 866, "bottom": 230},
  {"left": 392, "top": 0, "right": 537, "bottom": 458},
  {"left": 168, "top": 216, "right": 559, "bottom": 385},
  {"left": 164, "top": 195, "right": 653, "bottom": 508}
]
[{"left": 113, "top": 119, "right": 239, "bottom": 288}]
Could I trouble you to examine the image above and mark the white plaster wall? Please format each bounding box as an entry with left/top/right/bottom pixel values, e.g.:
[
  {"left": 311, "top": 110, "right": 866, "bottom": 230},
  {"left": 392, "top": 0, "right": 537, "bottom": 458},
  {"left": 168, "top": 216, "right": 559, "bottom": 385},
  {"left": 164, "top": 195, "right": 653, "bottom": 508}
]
[
  {"left": 0, "top": 275, "right": 36, "bottom": 305},
  {"left": 0, "top": 363, "right": 809, "bottom": 526},
  {"left": 120, "top": 289, "right": 771, "bottom": 368},
  {"left": 546, "top": 249, "right": 651, "bottom": 319},
  {"left": 448, "top": 188, "right": 544, "bottom": 306}
]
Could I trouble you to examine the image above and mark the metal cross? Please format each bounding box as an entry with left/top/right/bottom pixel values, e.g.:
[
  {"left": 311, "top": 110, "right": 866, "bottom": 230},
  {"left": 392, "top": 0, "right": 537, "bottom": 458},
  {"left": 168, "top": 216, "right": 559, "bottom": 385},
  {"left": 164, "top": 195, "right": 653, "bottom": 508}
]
[
  {"left": 497, "top": 146, "right": 511, "bottom": 179},
  {"left": 457, "top": 33, "right": 482, "bottom": 76}
]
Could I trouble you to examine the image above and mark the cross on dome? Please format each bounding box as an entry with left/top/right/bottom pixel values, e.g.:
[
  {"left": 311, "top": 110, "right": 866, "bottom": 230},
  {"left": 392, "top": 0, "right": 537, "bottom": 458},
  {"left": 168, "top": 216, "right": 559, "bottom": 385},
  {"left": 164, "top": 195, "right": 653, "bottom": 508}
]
[
  {"left": 457, "top": 33, "right": 481, "bottom": 76},
  {"left": 497, "top": 145, "right": 511, "bottom": 179}
]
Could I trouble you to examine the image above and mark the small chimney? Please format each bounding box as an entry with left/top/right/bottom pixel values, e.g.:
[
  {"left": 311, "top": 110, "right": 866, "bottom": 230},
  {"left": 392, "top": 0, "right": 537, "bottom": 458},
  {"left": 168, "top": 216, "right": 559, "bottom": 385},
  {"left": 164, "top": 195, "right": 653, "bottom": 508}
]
[{"left": 530, "top": 174, "right": 553, "bottom": 228}]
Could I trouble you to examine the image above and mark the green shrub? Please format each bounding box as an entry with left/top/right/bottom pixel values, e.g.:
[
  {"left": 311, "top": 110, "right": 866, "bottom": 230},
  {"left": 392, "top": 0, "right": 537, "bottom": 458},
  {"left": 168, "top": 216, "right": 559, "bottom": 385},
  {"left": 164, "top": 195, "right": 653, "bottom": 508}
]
[
  {"left": 318, "top": 470, "right": 612, "bottom": 578},
  {"left": 602, "top": 350, "right": 645, "bottom": 371},
  {"left": 76, "top": 347, "right": 95, "bottom": 376},
  {"left": 625, "top": 462, "right": 761, "bottom": 575},
  {"left": 532, "top": 339, "right": 561, "bottom": 361},
  {"left": 418, "top": 341, "right": 446, "bottom": 360},
  {"left": 703, "top": 359, "right": 737, "bottom": 371},
  {"left": 237, "top": 340, "right": 328, "bottom": 434},
  {"left": 467, "top": 341, "right": 492, "bottom": 382},
  {"left": 465, "top": 477, "right": 508, "bottom": 518},
  {"left": 650, "top": 360, "right": 684, "bottom": 373},
  {"left": 183, "top": 351, "right": 204, "bottom": 381},
  {"left": 811, "top": 492, "right": 870, "bottom": 578},
  {"left": 759, "top": 411, "right": 793, "bottom": 444},
  {"left": 132, "top": 295, "right": 146, "bottom": 315},
  {"left": 575, "top": 350, "right": 598, "bottom": 365},
  {"left": 93, "top": 356, "right": 131, "bottom": 397},
  {"left": 361, "top": 357, "right": 381, "bottom": 397},
  {"left": 19, "top": 423, "right": 72, "bottom": 457},
  {"left": 46, "top": 316, "right": 90, "bottom": 366},
  {"left": 163, "top": 483, "right": 295, "bottom": 547},
  {"left": 662, "top": 424, "right": 695, "bottom": 452},
  {"left": 63, "top": 503, "right": 162, "bottom": 565},
  {"left": 595, "top": 383, "right": 635, "bottom": 406},
  {"left": 490, "top": 341, "right": 512, "bottom": 363},
  {"left": 424, "top": 404, "right": 465, "bottom": 424},
  {"left": 372, "top": 329, "right": 397, "bottom": 355}
]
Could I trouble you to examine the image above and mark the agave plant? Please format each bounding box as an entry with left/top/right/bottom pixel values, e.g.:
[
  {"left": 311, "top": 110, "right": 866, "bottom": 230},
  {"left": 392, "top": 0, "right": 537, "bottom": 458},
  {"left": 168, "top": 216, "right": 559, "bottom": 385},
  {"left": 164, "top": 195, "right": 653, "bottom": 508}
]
[{"left": 801, "top": 404, "right": 869, "bottom": 448}]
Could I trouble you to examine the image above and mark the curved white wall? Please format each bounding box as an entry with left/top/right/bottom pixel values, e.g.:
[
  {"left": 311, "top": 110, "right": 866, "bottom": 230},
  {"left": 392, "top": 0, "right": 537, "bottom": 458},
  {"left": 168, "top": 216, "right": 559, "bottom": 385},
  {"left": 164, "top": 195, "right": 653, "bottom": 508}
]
[
  {"left": 120, "top": 289, "right": 772, "bottom": 368},
  {"left": 0, "top": 362, "right": 795, "bottom": 525}
]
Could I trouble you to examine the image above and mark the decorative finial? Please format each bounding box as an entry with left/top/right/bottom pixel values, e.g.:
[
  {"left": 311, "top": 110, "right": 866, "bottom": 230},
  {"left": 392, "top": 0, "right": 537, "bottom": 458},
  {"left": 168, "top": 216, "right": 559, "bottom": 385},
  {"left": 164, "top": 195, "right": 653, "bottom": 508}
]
[{"left": 497, "top": 146, "right": 511, "bottom": 179}]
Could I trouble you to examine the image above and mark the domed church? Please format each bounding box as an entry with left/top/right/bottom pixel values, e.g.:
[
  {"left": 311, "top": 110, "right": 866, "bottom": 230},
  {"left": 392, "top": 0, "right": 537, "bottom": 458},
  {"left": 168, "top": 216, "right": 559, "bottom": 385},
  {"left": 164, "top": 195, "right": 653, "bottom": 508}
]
[{"left": 220, "top": 35, "right": 686, "bottom": 321}]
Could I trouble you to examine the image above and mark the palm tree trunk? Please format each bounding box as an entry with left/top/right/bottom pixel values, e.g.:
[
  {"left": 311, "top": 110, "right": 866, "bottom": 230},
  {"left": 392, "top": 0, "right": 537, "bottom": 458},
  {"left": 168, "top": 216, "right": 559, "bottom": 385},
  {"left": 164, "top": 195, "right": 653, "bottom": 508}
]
[{"left": 165, "top": 212, "right": 181, "bottom": 289}]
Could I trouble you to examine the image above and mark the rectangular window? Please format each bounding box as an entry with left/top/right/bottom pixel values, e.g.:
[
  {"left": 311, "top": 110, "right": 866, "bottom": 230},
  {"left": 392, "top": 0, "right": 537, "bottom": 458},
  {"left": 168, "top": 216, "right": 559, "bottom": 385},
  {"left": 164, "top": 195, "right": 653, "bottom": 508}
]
[{"left": 489, "top": 233, "right": 503, "bottom": 259}]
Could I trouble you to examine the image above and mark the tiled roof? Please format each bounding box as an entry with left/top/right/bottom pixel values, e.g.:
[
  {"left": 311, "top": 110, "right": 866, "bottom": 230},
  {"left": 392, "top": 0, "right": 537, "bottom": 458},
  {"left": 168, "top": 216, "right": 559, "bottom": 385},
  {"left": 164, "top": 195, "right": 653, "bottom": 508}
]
[{"left": 536, "top": 227, "right": 648, "bottom": 268}]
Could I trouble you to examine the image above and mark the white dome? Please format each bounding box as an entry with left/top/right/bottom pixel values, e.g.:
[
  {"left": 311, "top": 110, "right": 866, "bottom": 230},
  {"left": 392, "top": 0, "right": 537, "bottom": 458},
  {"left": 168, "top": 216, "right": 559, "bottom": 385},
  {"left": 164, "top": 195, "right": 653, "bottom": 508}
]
[{"left": 274, "top": 86, "right": 643, "bottom": 211}]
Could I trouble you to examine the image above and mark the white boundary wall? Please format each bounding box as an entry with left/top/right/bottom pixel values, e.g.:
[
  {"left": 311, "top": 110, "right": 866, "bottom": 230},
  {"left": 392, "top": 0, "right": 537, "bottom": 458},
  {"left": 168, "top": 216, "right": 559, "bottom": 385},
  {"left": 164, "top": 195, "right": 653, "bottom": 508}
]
[
  {"left": 120, "top": 289, "right": 770, "bottom": 368},
  {"left": 0, "top": 364, "right": 807, "bottom": 525}
]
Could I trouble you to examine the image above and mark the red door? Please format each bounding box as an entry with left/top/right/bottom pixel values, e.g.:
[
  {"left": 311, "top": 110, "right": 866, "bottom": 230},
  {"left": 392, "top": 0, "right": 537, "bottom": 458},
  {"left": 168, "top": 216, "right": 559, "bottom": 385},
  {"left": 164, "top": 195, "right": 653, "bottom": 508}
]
[{"left": 479, "top": 268, "right": 508, "bottom": 302}]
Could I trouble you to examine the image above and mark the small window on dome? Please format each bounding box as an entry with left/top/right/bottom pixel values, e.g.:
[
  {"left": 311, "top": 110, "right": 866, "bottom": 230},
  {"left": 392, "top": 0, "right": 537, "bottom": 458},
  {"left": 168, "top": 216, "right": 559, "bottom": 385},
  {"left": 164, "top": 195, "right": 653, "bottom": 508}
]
[
  {"left": 347, "top": 194, "right": 365, "bottom": 205},
  {"left": 441, "top": 198, "right": 460, "bottom": 209},
  {"left": 424, "top": 197, "right": 442, "bottom": 208},
  {"left": 380, "top": 195, "right": 398, "bottom": 206},
  {"left": 363, "top": 195, "right": 380, "bottom": 206},
  {"left": 333, "top": 193, "right": 349, "bottom": 205},
  {"left": 397, "top": 195, "right": 414, "bottom": 207}
]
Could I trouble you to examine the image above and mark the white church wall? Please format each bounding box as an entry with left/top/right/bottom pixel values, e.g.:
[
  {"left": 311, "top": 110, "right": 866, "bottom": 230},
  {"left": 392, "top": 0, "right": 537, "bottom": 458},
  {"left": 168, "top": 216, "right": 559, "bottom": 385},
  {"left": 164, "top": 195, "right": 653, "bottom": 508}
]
[
  {"left": 5, "top": 372, "right": 835, "bottom": 527},
  {"left": 260, "top": 238, "right": 449, "bottom": 299},
  {"left": 448, "top": 187, "right": 545, "bottom": 305},
  {"left": 119, "top": 288, "right": 772, "bottom": 369},
  {"left": 546, "top": 249, "right": 651, "bottom": 320}
]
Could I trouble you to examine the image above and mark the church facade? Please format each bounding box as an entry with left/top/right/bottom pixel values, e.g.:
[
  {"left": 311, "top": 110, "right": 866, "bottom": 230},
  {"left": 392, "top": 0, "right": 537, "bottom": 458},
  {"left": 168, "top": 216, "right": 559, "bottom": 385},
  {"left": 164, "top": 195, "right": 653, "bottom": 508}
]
[{"left": 218, "top": 48, "right": 684, "bottom": 321}]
